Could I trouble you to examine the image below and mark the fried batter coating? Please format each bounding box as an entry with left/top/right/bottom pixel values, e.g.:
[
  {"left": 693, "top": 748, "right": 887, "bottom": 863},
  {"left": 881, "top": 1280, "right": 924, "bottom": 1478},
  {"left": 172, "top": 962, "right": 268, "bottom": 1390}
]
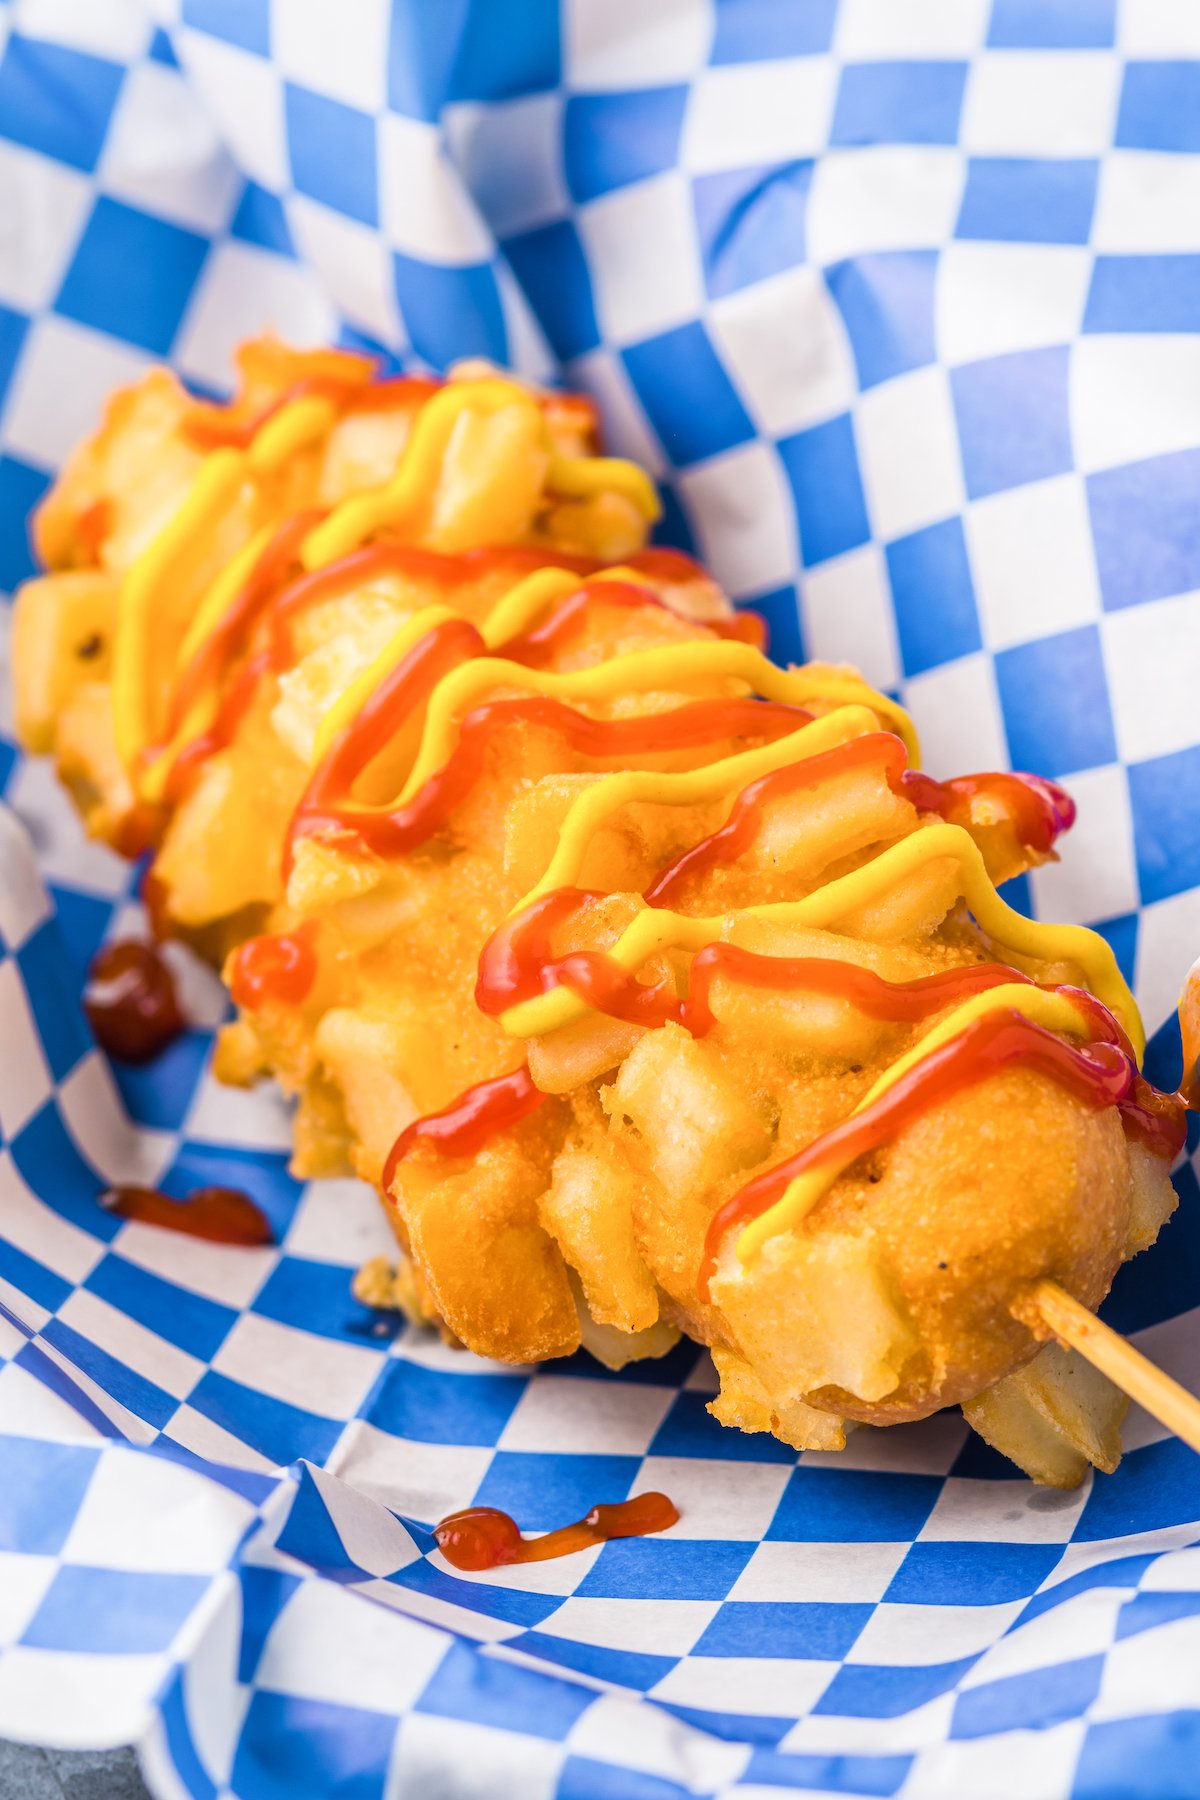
[{"left": 12, "top": 339, "right": 1184, "bottom": 1486}]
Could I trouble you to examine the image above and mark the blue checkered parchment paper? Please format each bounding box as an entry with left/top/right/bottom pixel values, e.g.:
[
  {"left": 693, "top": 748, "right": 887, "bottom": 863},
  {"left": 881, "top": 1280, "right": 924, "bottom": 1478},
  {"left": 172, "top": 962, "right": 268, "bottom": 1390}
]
[{"left": 3, "top": 1, "right": 1200, "bottom": 1795}]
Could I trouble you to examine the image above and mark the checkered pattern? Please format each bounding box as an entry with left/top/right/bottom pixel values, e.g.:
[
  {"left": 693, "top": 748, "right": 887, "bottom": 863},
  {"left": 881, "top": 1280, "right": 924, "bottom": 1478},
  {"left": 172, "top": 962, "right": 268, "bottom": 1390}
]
[{"left": 3, "top": 0, "right": 1200, "bottom": 1795}]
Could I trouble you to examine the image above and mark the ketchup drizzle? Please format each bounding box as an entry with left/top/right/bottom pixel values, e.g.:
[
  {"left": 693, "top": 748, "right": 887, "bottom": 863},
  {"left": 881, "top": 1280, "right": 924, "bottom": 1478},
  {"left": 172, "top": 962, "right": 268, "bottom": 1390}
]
[
  {"left": 84, "top": 941, "right": 185, "bottom": 1064},
  {"left": 100, "top": 1184, "right": 274, "bottom": 1246},
  {"left": 433, "top": 1492, "right": 679, "bottom": 1571},
  {"left": 230, "top": 926, "right": 318, "bottom": 1011},
  {"left": 382, "top": 1066, "right": 546, "bottom": 1194}
]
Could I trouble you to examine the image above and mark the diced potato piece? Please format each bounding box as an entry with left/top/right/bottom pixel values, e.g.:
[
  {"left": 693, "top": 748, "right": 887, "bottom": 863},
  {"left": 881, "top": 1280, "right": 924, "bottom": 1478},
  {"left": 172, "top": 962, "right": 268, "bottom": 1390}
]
[
  {"left": 538, "top": 491, "right": 647, "bottom": 562},
  {"left": 709, "top": 1344, "right": 848, "bottom": 1451},
  {"left": 540, "top": 1144, "right": 660, "bottom": 1332},
  {"left": 834, "top": 853, "right": 963, "bottom": 944},
  {"left": 528, "top": 1014, "right": 648, "bottom": 1094},
  {"left": 504, "top": 772, "right": 645, "bottom": 891},
  {"left": 429, "top": 404, "right": 548, "bottom": 551},
  {"left": 1125, "top": 1139, "right": 1178, "bottom": 1256},
  {"left": 317, "top": 409, "right": 418, "bottom": 506},
  {"left": 155, "top": 754, "right": 296, "bottom": 924},
  {"left": 603, "top": 1023, "right": 773, "bottom": 1198},
  {"left": 287, "top": 834, "right": 385, "bottom": 913},
  {"left": 964, "top": 1343, "right": 1128, "bottom": 1488},
  {"left": 272, "top": 606, "right": 406, "bottom": 768},
  {"left": 54, "top": 681, "right": 135, "bottom": 839},
  {"left": 700, "top": 979, "right": 890, "bottom": 1063},
  {"left": 314, "top": 1008, "right": 418, "bottom": 1184},
  {"left": 712, "top": 1228, "right": 918, "bottom": 1406},
  {"left": 577, "top": 1306, "right": 680, "bottom": 1372},
  {"left": 749, "top": 766, "right": 914, "bottom": 883},
  {"left": 12, "top": 572, "right": 118, "bottom": 753}
]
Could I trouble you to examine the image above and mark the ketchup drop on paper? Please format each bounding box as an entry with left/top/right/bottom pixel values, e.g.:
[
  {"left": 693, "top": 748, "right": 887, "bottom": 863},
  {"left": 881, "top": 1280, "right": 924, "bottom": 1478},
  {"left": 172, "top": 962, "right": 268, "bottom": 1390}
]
[
  {"left": 84, "top": 940, "right": 184, "bottom": 1064},
  {"left": 433, "top": 1493, "right": 679, "bottom": 1572},
  {"left": 99, "top": 1184, "right": 274, "bottom": 1246}
]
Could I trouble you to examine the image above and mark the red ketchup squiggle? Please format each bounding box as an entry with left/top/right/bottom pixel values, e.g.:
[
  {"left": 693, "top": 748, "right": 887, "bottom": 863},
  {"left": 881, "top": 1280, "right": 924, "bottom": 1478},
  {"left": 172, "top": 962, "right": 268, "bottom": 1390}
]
[
  {"left": 502, "top": 578, "right": 764, "bottom": 667},
  {"left": 433, "top": 1492, "right": 679, "bottom": 1571},
  {"left": 381, "top": 1066, "right": 546, "bottom": 1195},
  {"left": 229, "top": 924, "right": 318, "bottom": 1011},
  {"left": 697, "top": 1008, "right": 1181, "bottom": 1299}
]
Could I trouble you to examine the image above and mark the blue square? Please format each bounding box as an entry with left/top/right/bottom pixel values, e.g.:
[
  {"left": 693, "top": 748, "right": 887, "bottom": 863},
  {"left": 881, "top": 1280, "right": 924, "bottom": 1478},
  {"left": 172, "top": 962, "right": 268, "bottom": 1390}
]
[
  {"left": 9, "top": 1103, "right": 118, "bottom": 1240},
  {"left": 42, "top": 1316, "right": 177, "bottom": 1429},
  {"left": 1085, "top": 254, "right": 1200, "bottom": 332},
  {"left": 189, "top": 1370, "right": 342, "bottom": 1466},
  {"left": 750, "top": 585, "right": 805, "bottom": 665},
  {"left": 1077, "top": 1434, "right": 1200, "bottom": 1540},
  {"left": 285, "top": 86, "right": 377, "bottom": 228},
  {"left": 392, "top": 253, "right": 506, "bottom": 370},
  {"left": 826, "top": 251, "right": 937, "bottom": 389},
  {"left": 886, "top": 518, "right": 981, "bottom": 678},
  {"left": 831, "top": 62, "right": 967, "bottom": 147},
  {"left": 0, "top": 303, "right": 28, "bottom": 416},
  {"left": 387, "top": 0, "right": 558, "bottom": 118},
  {"left": 0, "top": 1438, "right": 98, "bottom": 1553},
  {"left": 622, "top": 323, "right": 755, "bottom": 466},
  {"left": 1116, "top": 62, "right": 1200, "bottom": 152},
  {"left": 503, "top": 221, "right": 599, "bottom": 361},
  {"left": 778, "top": 414, "right": 871, "bottom": 567},
  {"left": 1015, "top": 1553, "right": 1151, "bottom": 1628},
  {"left": 112, "top": 1029, "right": 212, "bottom": 1131},
  {"left": 1104, "top": 1164, "right": 1200, "bottom": 1335},
  {"left": 1077, "top": 1715, "right": 1200, "bottom": 1800},
  {"left": 181, "top": 0, "right": 269, "bottom": 55},
  {"left": 565, "top": 89, "right": 687, "bottom": 203},
  {"left": 87, "top": 1254, "right": 236, "bottom": 1362},
  {"left": 367, "top": 1358, "right": 524, "bottom": 1447},
  {"left": 768, "top": 1467, "right": 942, "bottom": 1543},
  {"left": 472, "top": 1451, "right": 641, "bottom": 1531},
  {"left": 988, "top": 0, "right": 1116, "bottom": 46},
  {"left": 22, "top": 1566, "right": 208, "bottom": 1653},
  {"left": 650, "top": 1389, "right": 795, "bottom": 1461},
  {"left": 17, "top": 918, "right": 91, "bottom": 1082},
  {"left": 885, "top": 1541, "right": 1061, "bottom": 1606},
  {"left": 693, "top": 161, "right": 813, "bottom": 299},
  {"left": 1088, "top": 449, "right": 1200, "bottom": 610},
  {"left": 162, "top": 1142, "right": 303, "bottom": 1242},
  {"left": 951, "top": 346, "right": 1072, "bottom": 499},
  {"left": 148, "top": 28, "right": 178, "bottom": 67},
  {"left": 950, "top": 1655, "right": 1103, "bottom": 1739},
  {"left": 56, "top": 199, "right": 208, "bottom": 357},
  {"left": 0, "top": 457, "right": 49, "bottom": 595},
  {"left": 577, "top": 1537, "right": 755, "bottom": 1600},
  {"left": 0, "top": 35, "right": 124, "bottom": 172},
  {"left": 0, "top": 1238, "right": 72, "bottom": 1314},
  {"left": 1129, "top": 743, "right": 1200, "bottom": 905},
  {"left": 815, "top": 1659, "right": 978, "bottom": 1718},
  {"left": 1117, "top": 1590, "right": 1200, "bottom": 1643},
  {"left": 416, "top": 1640, "right": 592, "bottom": 1740},
  {"left": 558, "top": 1759, "right": 695, "bottom": 1800},
  {"left": 994, "top": 626, "right": 1115, "bottom": 777},
  {"left": 514, "top": 1630, "right": 675, "bottom": 1691},
  {"left": 230, "top": 183, "right": 295, "bottom": 257},
  {"left": 392, "top": 1556, "right": 559, "bottom": 1629},
  {"left": 46, "top": 883, "right": 114, "bottom": 987},
  {"left": 254, "top": 1255, "right": 400, "bottom": 1347},
  {"left": 744, "top": 1750, "right": 912, "bottom": 1795},
  {"left": 957, "top": 158, "right": 1098, "bottom": 244},
  {"left": 695, "top": 1600, "right": 871, "bottom": 1660},
  {"left": 233, "top": 1692, "right": 396, "bottom": 1800},
  {"left": 712, "top": 0, "right": 837, "bottom": 60}
]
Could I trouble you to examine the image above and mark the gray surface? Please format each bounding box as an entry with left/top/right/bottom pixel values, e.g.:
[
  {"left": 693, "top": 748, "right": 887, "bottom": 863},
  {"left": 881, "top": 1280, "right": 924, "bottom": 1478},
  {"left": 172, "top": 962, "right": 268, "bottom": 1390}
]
[{"left": 0, "top": 1743, "right": 150, "bottom": 1800}]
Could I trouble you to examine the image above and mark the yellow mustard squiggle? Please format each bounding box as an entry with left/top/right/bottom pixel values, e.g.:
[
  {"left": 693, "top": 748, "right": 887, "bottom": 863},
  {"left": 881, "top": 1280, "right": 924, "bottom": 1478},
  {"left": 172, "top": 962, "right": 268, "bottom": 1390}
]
[{"left": 731, "top": 985, "right": 1097, "bottom": 1264}]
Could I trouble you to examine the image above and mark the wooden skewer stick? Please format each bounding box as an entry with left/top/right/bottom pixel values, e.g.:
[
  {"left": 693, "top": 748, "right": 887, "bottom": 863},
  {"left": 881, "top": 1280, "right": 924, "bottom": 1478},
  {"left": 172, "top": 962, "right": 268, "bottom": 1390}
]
[{"left": 1029, "top": 1279, "right": 1200, "bottom": 1458}]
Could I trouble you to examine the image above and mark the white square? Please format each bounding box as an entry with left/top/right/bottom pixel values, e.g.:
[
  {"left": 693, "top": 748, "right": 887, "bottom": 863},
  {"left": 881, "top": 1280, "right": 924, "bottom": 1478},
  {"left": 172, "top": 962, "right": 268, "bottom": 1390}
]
[
  {"left": 0, "top": 1647, "right": 169, "bottom": 1751},
  {"left": 633, "top": 1457, "right": 793, "bottom": 1540},
  {"left": 0, "top": 813, "right": 51, "bottom": 950},
  {"left": 379, "top": 113, "right": 493, "bottom": 264},
  {"left": 0, "top": 314, "right": 151, "bottom": 472},
  {"left": 919, "top": 1475, "right": 1086, "bottom": 1544},
  {"left": 1093, "top": 151, "right": 1200, "bottom": 253},
  {"left": 709, "top": 265, "right": 858, "bottom": 439},
  {"left": 856, "top": 365, "right": 964, "bottom": 544},
  {"left": 390, "top": 1713, "right": 563, "bottom": 1800},
  {"left": 284, "top": 1175, "right": 395, "bottom": 1267},
  {"left": 1103, "top": 591, "right": 1200, "bottom": 766},
  {"left": 329, "top": 1417, "right": 494, "bottom": 1523},
  {"left": 56, "top": 1288, "right": 206, "bottom": 1402},
  {"left": 680, "top": 59, "right": 838, "bottom": 172},
  {"left": 1121, "top": 1310, "right": 1200, "bottom": 1450},
  {"left": 0, "top": 1358, "right": 108, "bottom": 1444},
  {"left": 730, "top": 1540, "right": 907, "bottom": 1603},
  {"left": 97, "top": 61, "right": 241, "bottom": 235},
  {"left": 499, "top": 1374, "right": 674, "bottom": 1455},
  {"left": 903, "top": 1722, "right": 1088, "bottom": 1800},
  {"left": 846, "top": 1598, "right": 1024, "bottom": 1667},
  {"left": 0, "top": 961, "right": 52, "bottom": 1140},
  {"left": 287, "top": 196, "right": 406, "bottom": 346},
  {"left": 0, "top": 1553, "right": 56, "bottom": 1647},
  {"left": 14, "top": 0, "right": 151, "bottom": 59},
  {"left": 444, "top": 96, "right": 568, "bottom": 241},
  {"left": 806, "top": 147, "right": 966, "bottom": 266},
  {"left": 114, "top": 1221, "right": 273, "bottom": 1311},
  {"left": 1117, "top": 0, "right": 1200, "bottom": 53},
  {"left": 174, "top": 27, "right": 289, "bottom": 190},
  {"left": 800, "top": 545, "right": 901, "bottom": 692},
  {"left": 1029, "top": 764, "right": 1138, "bottom": 924},
  {"left": 784, "top": 1693, "right": 955, "bottom": 1753},
  {"left": 183, "top": 1068, "right": 296, "bottom": 1152},
  {"left": 835, "top": 0, "right": 989, "bottom": 55},
  {"left": 173, "top": 239, "right": 338, "bottom": 393},
  {"left": 0, "top": 1153, "right": 99, "bottom": 1288},
  {"left": 59, "top": 1055, "right": 173, "bottom": 1188},
  {"left": 283, "top": 1461, "right": 421, "bottom": 1577},
  {"left": 5, "top": 760, "right": 132, "bottom": 897},
  {"left": 958, "top": 1586, "right": 1120, "bottom": 1684},
  {"left": 967, "top": 474, "right": 1101, "bottom": 652},
  {"left": 564, "top": 0, "right": 713, "bottom": 90},
  {"left": 1071, "top": 336, "right": 1200, "bottom": 476},
  {"left": 0, "top": 144, "right": 91, "bottom": 314},
  {"left": 211, "top": 1311, "right": 384, "bottom": 1419},
  {"left": 163, "top": 1402, "right": 278, "bottom": 1472},
  {"left": 578, "top": 173, "right": 704, "bottom": 345},
  {"left": 936, "top": 243, "right": 1092, "bottom": 367},
  {"left": 543, "top": 1595, "right": 717, "bottom": 1655},
  {"left": 676, "top": 443, "right": 797, "bottom": 599},
  {"left": 804, "top": 1411, "right": 967, "bottom": 1475},
  {"left": 650, "top": 1654, "right": 838, "bottom": 1719},
  {"left": 903, "top": 653, "right": 1008, "bottom": 780},
  {"left": 567, "top": 1692, "right": 751, "bottom": 1792},
  {"left": 270, "top": 0, "right": 389, "bottom": 111},
  {"left": 1142, "top": 1545, "right": 1200, "bottom": 1591},
  {"left": 62, "top": 1445, "right": 254, "bottom": 1571},
  {"left": 256, "top": 1580, "right": 448, "bottom": 1712},
  {"left": 960, "top": 51, "right": 1121, "bottom": 156},
  {"left": 1136, "top": 888, "right": 1200, "bottom": 1037}
]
